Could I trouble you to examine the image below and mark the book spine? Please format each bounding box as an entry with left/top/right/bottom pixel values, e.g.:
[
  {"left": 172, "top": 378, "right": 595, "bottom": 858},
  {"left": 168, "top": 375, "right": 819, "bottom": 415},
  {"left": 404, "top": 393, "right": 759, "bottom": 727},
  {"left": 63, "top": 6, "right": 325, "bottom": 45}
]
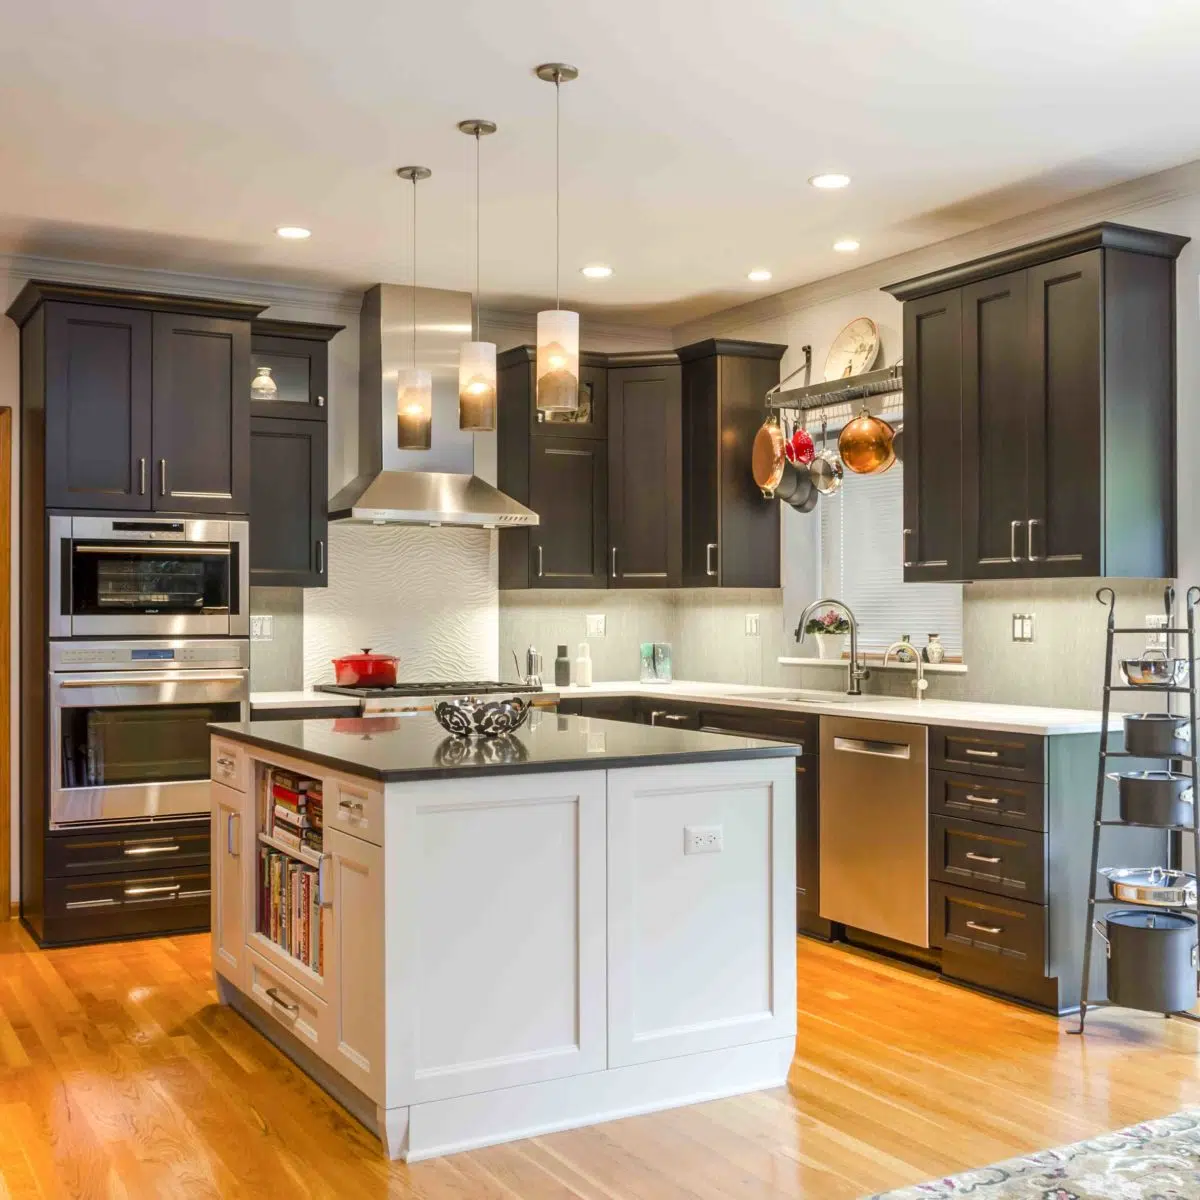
[{"left": 271, "top": 827, "right": 302, "bottom": 851}]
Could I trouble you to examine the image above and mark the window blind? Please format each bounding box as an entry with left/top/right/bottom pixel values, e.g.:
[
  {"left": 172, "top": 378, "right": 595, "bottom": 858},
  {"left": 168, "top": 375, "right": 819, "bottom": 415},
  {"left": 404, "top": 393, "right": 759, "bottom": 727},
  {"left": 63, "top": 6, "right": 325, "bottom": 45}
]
[{"left": 819, "top": 463, "right": 963, "bottom": 655}]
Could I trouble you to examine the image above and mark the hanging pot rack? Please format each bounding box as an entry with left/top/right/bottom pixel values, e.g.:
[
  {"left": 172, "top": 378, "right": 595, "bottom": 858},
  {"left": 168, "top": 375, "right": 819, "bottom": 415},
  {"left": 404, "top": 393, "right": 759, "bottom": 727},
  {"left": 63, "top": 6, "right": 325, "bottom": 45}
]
[{"left": 764, "top": 344, "right": 904, "bottom": 418}]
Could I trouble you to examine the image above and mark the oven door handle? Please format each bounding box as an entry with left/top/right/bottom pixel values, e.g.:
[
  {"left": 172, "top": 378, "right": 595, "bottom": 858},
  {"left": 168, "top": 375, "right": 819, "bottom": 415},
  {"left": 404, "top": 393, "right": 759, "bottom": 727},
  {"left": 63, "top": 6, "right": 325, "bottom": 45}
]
[
  {"left": 55, "top": 674, "right": 248, "bottom": 689},
  {"left": 72, "top": 545, "right": 231, "bottom": 556}
]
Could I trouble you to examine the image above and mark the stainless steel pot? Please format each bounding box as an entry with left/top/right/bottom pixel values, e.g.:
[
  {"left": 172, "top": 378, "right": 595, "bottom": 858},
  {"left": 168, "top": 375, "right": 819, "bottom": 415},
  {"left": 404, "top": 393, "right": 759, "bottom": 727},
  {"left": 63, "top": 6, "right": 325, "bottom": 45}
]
[
  {"left": 1094, "top": 909, "right": 1198, "bottom": 1014},
  {"left": 1100, "top": 866, "right": 1197, "bottom": 908},
  {"left": 1108, "top": 769, "right": 1194, "bottom": 825},
  {"left": 1120, "top": 656, "right": 1190, "bottom": 688},
  {"left": 1123, "top": 712, "right": 1191, "bottom": 758}
]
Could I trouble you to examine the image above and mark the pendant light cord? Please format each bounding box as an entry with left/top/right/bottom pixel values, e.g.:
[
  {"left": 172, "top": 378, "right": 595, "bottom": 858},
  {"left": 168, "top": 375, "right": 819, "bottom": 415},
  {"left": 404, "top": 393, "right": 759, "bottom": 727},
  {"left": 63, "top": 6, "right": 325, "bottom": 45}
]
[
  {"left": 555, "top": 76, "right": 561, "bottom": 311},
  {"left": 410, "top": 174, "right": 417, "bottom": 368},
  {"left": 474, "top": 131, "right": 481, "bottom": 341}
]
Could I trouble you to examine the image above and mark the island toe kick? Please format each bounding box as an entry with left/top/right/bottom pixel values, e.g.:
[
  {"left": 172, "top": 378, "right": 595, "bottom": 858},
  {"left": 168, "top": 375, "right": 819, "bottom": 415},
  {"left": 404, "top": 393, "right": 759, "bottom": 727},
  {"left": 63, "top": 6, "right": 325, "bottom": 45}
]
[{"left": 210, "top": 734, "right": 798, "bottom": 1161}]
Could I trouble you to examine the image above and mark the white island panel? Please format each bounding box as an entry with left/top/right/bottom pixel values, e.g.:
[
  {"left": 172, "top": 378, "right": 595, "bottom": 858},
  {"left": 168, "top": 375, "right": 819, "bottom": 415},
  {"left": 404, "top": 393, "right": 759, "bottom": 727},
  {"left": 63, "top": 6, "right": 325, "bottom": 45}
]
[{"left": 388, "top": 770, "right": 608, "bottom": 1106}]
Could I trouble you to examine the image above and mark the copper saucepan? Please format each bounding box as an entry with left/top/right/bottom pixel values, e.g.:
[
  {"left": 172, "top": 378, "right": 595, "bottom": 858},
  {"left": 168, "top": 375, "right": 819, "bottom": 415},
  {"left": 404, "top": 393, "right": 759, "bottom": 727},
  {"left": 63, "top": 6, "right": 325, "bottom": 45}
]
[
  {"left": 838, "top": 406, "right": 896, "bottom": 475},
  {"left": 752, "top": 416, "right": 818, "bottom": 511}
]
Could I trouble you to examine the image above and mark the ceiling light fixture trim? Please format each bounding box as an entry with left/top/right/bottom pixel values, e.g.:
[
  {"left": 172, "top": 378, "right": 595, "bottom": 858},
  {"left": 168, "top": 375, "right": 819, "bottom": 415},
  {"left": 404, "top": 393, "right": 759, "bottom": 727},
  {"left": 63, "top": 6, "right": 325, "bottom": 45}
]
[
  {"left": 581, "top": 264, "right": 613, "bottom": 278},
  {"left": 809, "top": 173, "right": 851, "bottom": 189},
  {"left": 833, "top": 238, "right": 861, "bottom": 252},
  {"left": 276, "top": 225, "right": 312, "bottom": 239},
  {"left": 747, "top": 269, "right": 772, "bottom": 282}
]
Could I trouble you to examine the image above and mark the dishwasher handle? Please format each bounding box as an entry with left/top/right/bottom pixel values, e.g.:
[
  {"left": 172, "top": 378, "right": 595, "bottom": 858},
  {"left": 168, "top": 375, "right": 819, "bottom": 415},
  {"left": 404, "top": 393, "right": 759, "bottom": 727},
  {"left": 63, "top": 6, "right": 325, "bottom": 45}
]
[{"left": 831, "top": 735, "right": 912, "bottom": 760}]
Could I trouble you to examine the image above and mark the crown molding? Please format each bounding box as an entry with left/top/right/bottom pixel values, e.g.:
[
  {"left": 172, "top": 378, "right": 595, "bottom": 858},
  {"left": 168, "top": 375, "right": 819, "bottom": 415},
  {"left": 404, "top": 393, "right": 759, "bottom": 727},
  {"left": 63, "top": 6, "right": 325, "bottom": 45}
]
[
  {"left": 0, "top": 252, "right": 365, "bottom": 318},
  {"left": 672, "top": 156, "right": 1200, "bottom": 344}
]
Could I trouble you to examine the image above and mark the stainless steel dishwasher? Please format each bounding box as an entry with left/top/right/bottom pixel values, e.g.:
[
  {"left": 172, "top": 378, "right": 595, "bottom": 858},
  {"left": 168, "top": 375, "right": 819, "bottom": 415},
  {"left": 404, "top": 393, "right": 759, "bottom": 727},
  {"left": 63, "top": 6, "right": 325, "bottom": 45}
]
[{"left": 819, "top": 715, "right": 929, "bottom": 947}]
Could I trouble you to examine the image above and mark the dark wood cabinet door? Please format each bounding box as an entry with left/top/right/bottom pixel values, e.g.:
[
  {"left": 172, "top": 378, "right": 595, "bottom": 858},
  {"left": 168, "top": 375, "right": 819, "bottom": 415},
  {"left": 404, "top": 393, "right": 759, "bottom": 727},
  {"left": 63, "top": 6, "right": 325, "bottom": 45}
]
[
  {"left": 961, "top": 271, "right": 1031, "bottom": 579},
  {"left": 151, "top": 313, "right": 250, "bottom": 514},
  {"left": 1025, "top": 250, "right": 1102, "bottom": 576},
  {"left": 608, "top": 363, "right": 682, "bottom": 588},
  {"left": 528, "top": 436, "right": 607, "bottom": 587},
  {"left": 249, "top": 417, "right": 327, "bottom": 587},
  {"left": 44, "top": 303, "right": 153, "bottom": 511},
  {"left": 681, "top": 357, "right": 719, "bottom": 586},
  {"left": 902, "top": 289, "right": 963, "bottom": 581},
  {"left": 250, "top": 333, "right": 329, "bottom": 420}
]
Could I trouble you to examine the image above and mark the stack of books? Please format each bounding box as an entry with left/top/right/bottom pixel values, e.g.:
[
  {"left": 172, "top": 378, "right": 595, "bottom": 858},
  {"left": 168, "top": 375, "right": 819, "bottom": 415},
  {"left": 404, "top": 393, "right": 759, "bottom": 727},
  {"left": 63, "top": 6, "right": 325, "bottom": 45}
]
[
  {"left": 268, "top": 769, "right": 321, "bottom": 852},
  {"left": 257, "top": 847, "right": 323, "bottom": 974}
]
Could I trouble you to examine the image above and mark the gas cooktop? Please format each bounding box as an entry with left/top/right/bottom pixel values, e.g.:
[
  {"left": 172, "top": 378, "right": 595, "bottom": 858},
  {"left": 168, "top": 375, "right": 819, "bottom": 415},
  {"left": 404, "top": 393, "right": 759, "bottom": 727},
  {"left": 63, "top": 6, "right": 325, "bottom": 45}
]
[{"left": 315, "top": 680, "right": 543, "bottom": 700}]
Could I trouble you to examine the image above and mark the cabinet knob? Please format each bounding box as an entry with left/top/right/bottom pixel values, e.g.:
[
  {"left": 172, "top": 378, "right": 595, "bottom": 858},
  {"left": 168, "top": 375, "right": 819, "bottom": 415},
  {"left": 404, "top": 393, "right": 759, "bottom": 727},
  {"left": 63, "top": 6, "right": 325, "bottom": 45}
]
[{"left": 317, "top": 395, "right": 326, "bottom": 408}]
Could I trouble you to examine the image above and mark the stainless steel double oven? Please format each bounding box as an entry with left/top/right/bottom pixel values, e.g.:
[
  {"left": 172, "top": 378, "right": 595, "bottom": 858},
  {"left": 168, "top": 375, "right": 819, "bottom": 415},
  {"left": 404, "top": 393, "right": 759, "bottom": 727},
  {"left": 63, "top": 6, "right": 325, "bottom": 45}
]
[{"left": 48, "top": 516, "right": 250, "bottom": 830}]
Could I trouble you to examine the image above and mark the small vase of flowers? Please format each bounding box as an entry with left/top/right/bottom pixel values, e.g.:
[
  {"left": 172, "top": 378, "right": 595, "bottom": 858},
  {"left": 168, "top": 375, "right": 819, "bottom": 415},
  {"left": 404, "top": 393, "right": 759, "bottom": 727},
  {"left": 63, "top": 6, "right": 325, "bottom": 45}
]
[{"left": 805, "top": 609, "right": 851, "bottom": 659}]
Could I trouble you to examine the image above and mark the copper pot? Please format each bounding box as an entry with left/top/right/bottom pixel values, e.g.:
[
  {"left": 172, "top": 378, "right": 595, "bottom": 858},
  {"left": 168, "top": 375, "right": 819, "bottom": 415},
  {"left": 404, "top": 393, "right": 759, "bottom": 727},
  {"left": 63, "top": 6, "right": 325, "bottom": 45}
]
[
  {"left": 751, "top": 417, "right": 787, "bottom": 496},
  {"left": 838, "top": 407, "right": 896, "bottom": 475}
]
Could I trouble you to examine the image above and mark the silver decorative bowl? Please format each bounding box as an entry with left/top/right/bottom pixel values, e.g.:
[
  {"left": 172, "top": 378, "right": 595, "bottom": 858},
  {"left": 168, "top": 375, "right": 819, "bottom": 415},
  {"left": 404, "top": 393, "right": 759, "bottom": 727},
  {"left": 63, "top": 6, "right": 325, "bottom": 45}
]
[{"left": 434, "top": 695, "right": 532, "bottom": 739}]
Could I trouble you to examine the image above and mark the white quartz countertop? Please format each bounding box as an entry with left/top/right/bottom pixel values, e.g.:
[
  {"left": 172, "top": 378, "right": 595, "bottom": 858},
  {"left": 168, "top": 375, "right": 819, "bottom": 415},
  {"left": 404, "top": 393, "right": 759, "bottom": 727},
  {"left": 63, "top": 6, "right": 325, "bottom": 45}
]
[
  {"left": 250, "top": 682, "right": 1116, "bottom": 735},
  {"left": 554, "top": 680, "right": 1117, "bottom": 736}
]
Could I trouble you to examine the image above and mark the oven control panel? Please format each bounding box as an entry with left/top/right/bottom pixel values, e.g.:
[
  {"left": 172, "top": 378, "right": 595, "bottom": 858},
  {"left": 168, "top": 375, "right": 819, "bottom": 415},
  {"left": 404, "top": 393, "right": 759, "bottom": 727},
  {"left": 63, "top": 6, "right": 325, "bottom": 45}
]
[{"left": 50, "top": 639, "right": 250, "bottom": 672}]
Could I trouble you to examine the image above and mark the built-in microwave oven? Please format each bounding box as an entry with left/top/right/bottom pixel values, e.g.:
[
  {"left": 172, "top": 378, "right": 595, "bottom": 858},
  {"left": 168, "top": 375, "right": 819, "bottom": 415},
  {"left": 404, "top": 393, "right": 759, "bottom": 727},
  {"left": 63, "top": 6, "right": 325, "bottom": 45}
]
[{"left": 50, "top": 516, "right": 249, "bottom": 639}]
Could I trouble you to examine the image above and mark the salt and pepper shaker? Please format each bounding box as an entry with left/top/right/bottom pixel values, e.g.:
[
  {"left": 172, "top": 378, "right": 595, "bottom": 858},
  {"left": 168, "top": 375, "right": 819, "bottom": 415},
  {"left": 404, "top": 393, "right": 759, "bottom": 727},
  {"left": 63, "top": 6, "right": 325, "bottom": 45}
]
[{"left": 555, "top": 644, "right": 571, "bottom": 687}]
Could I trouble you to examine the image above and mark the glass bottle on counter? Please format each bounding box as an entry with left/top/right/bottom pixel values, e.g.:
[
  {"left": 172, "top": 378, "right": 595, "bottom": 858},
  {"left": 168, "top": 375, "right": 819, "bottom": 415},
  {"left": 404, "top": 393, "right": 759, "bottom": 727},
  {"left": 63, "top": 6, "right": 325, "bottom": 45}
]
[{"left": 555, "top": 645, "right": 571, "bottom": 687}]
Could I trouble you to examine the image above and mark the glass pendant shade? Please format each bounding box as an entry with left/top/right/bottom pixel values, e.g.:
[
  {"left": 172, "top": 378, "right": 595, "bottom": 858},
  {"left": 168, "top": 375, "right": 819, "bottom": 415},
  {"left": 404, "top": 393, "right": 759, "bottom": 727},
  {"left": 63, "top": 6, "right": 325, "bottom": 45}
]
[
  {"left": 535, "top": 309, "right": 580, "bottom": 412},
  {"left": 458, "top": 340, "right": 497, "bottom": 431},
  {"left": 396, "top": 367, "right": 433, "bottom": 450}
]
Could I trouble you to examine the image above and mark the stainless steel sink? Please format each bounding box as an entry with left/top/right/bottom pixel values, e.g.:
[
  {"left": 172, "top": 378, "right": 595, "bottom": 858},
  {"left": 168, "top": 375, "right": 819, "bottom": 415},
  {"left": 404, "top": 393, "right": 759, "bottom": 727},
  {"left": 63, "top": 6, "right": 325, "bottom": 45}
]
[{"left": 749, "top": 689, "right": 896, "bottom": 705}]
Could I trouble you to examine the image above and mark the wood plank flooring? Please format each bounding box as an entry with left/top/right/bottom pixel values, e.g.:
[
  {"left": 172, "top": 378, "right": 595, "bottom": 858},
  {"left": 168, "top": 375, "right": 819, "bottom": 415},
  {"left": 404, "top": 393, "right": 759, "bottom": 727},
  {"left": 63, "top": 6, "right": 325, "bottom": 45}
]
[{"left": 2, "top": 923, "right": 1199, "bottom": 1198}]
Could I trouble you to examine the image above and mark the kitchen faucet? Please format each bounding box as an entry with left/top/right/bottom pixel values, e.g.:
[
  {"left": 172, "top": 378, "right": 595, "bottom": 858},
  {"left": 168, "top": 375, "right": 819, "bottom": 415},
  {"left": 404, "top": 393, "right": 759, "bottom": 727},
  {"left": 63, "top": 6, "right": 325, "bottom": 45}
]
[
  {"left": 795, "top": 599, "right": 870, "bottom": 696},
  {"left": 882, "top": 640, "right": 928, "bottom": 701}
]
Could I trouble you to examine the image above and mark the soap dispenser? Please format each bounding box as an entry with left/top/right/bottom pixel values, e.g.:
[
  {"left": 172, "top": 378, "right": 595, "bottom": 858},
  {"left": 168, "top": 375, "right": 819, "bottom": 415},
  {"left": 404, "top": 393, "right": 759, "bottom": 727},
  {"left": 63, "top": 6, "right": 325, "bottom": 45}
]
[{"left": 575, "top": 642, "right": 593, "bottom": 688}]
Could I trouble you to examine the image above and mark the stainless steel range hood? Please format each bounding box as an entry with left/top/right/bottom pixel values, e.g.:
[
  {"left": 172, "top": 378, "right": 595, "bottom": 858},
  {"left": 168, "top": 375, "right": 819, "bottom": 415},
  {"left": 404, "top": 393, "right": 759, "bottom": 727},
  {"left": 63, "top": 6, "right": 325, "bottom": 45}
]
[{"left": 329, "top": 283, "right": 537, "bottom": 528}]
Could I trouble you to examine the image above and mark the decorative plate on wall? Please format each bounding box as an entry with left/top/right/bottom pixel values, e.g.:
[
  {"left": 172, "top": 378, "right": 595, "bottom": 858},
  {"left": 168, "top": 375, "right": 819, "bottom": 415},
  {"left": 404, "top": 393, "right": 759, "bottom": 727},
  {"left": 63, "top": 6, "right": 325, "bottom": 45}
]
[{"left": 824, "top": 317, "right": 880, "bottom": 381}]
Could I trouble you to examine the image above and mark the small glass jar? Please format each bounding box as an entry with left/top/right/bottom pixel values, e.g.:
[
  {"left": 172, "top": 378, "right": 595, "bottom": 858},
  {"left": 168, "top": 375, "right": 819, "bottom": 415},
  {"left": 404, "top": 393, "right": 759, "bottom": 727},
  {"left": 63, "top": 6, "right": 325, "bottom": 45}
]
[
  {"left": 925, "top": 633, "right": 945, "bottom": 664},
  {"left": 251, "top": 366, "right": 278, "bottom": 402}
]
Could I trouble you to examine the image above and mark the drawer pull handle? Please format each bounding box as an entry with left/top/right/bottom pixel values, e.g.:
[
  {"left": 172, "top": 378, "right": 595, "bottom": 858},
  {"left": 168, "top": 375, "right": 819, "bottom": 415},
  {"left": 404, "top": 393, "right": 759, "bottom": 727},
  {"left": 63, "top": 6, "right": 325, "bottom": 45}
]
[
  {"left": 318, "top": 856, "right": 332, "bottom": 909},
  {"left": 216, "top": 756, "right": 236, "bottom": 772},
  {"left": 124, "top": 883, "right": 180, "bottom": 897},
  {"left": 338, "top": 799, "right": 364, "bottom": 815},
  {"left": 965, "top": 852, "right": 1002, "bottom": 864},
  {"left": 264, "top": 986, "right": 300, "bottom": 1016},
  {"left": 965, "top": 920, "right": 1003, "bottom": 935},
  {"left": 124, "top": 843, "right": 180, "bottom": 856},
  {"left": 964, "top": 794, "right": 1001, "bottom": 805},
  {"left": 833, "top": 736, "right": 912, "bottom": 759},
  {"left": 65, "top": 898, "right": 119, "bottom": 910},
  {"left": 227, "top": 812, "right": 240, "bottom": 858},
  {"left": 964, "top": 748, "right": 1000, "bottom": 759}
]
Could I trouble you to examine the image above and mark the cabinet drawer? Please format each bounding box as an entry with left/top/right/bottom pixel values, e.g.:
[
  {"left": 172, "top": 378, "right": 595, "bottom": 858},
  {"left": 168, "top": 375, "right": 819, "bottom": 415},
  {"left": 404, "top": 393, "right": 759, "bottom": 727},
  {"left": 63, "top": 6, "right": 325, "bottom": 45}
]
[
  {"left": 931, "top": 817, "right": 1046, "bottom": 903},
  {"left": 930, "top": 771, "right": 1045, "bottom": 832},
  {"left": 930, "top": 882, "right": 1046, "bottom": 973},
  {"left": 569, "top": 695, "right": 639, "bottom": 723},
  {"left": 46, "top": 865, "right": 212, "bottom": 918},
  {"left": 246, "top": 947, "right": 329, "bottom": 1058},
  {"left": 46, "top": 820, "right": 210, "bottom": 877},
  {"left": 211, "top": 738, "right": 248, "bottom": 792},
  {"left": 695, "top": 705, "right": 817, "bottom": 751},
  {"left": 930, "top": 726, "right": 1045, "bottom": 782},
  {"left": 327, "top": 777, "right": 384, "bottom": 847}
]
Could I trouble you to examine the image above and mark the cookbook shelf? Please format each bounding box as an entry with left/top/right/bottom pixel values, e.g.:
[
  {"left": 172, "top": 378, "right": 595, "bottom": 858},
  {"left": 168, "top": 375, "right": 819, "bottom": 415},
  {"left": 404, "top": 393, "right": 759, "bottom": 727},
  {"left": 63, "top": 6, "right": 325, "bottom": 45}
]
[{"left": 1073, "top": 584, "right": 1200, "bottom": 1033}]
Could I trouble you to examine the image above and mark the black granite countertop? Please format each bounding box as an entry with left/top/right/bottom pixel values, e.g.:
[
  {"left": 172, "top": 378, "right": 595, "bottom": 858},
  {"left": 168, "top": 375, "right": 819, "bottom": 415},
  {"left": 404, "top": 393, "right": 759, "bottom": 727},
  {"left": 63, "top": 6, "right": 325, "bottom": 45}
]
[{"left": 209, "top": 709, "right": 799, "bottom": 783}]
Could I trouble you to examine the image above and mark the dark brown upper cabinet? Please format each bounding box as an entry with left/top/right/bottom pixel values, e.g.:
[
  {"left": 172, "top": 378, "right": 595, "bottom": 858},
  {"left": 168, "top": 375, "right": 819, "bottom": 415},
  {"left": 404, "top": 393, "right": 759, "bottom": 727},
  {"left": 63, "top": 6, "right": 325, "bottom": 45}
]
[
  {"left": 7, "top": 281, "right": 265, "bottom": 517},
  {"left": 885, "top": 222, "right": 1187, "bottom": 582},
  {"left": 677, "top": 339, "right": 786, "bottom": 588},
  {"left": 250, "top": 318, "right": 343, "bottom": 420},
  {"left": 608, "top": 355, "right": 683, "bottom": 589},
  {"left": 250, "top": 416, "right": 328, "bottom": 588}
]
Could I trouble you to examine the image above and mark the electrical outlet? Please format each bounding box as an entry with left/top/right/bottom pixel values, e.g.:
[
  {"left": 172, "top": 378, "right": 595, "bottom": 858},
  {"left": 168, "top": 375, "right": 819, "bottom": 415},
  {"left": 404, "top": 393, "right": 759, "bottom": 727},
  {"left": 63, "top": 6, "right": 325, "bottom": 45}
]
[
  {"left": 745, "top": 613, "right": 760, "bottom": 637},
  {"left": 249, "top": 615, "right": 274, "bottom": 642},
  {"left": 1146, "top": 614, "right": 1168, "bottom": 651},
  {"left": 684, "top": 825, "right": 723, "bottom": 855},
  {"left": 586, "top": 613, "right": 606, "bottom": 638},
  {"left": 1011, "top": 613, "right": 1034, "bottom": 643}
]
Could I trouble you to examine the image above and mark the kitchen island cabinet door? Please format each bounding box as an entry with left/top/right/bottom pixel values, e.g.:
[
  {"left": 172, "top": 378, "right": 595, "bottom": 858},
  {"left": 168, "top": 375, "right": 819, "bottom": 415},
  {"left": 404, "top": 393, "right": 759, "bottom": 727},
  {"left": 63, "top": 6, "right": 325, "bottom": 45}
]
[
  {"left": 326, "top": 828, "right": 385, "bottom": 1102},
  {"left": 961, "top": 271, "right": 1031, "bottom": 579},
  {"left": 608, "top": 362, "right": 682, "bottom": 588},
  {"left": 151, "top": 312, "right": 250, "bottom": 514},
  {"left": 902, "top": 288, "right": 963, "bottom": 581},
  {"left": 528, "top": 436, "right": 608, "bottom": 588},
  {"left": 43, "top": 302, "right": 154, "bottom": 511},
  {"left": 212, "top": 781, "right": 249, "bottom": 991},
  {"left": 250, "top": 417, "right": 328, "bottom": 587}
]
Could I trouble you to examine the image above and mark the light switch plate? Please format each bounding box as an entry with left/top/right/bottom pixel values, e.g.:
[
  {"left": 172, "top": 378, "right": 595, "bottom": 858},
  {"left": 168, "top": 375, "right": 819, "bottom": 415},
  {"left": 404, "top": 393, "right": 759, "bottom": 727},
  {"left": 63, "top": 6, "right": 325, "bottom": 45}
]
[
  {"left": 250, "top": 615, "right": 274, "bottom": 642},
  {"left": 1146, "top": 614, "right": 1168, "bottom": 651},
  {"left": 745, "top": 613, "right": 761, "bottom": 637},
  {"left": 684, "top": 825, "right": 723, "bottom": 855},
  {"left": 586, "top": 613, "right": 606, "bottom": 638},
  {"left": 1011, "top": 613, "right": 1034, "bottom": 643}
]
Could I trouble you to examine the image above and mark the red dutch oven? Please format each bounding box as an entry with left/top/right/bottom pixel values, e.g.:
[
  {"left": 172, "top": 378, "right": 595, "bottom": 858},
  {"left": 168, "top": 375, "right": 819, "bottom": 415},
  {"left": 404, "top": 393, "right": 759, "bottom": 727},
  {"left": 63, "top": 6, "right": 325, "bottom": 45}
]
[{"left": 330, "top": 648, "right": 399, "bottom": 688}]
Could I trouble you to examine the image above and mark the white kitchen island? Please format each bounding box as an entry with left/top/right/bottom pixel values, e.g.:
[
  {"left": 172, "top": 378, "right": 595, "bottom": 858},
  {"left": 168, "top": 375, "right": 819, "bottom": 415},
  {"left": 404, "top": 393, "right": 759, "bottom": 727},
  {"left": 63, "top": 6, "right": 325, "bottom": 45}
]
[{"left": 209, "top": 709, "right": 798, "bottom": 1161}]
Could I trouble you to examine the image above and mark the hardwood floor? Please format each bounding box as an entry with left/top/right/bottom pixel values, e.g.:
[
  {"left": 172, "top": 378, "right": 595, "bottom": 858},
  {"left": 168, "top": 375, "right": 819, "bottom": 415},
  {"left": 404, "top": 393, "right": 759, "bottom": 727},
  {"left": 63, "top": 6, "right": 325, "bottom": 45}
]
[{"left": 2, "top": 924, "right": 1199, "bottom": 1199}]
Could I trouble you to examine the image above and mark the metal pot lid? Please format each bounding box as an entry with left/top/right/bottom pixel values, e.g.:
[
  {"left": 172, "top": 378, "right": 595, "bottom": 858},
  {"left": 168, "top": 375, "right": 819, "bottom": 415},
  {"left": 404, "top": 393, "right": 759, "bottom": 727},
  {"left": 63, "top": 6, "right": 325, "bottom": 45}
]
[
  {"left": 1107, "top": 909, "right": 1196, "bottom": 930},
  {"left": 1102, "top": 866, "right": 1196, "bottom": 887},
  {"left": 1126, "top": 713, "right": 1190, "bottom": 724},
  {"left": 1108, "top": 769, "right": 1193, "bottom": 784}
]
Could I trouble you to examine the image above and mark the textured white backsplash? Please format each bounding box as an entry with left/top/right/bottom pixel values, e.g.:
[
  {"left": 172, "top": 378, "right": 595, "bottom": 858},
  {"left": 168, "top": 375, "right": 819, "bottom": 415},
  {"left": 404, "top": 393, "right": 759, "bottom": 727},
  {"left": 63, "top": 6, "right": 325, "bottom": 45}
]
[{"left": 303, "top": 524, "right": 498, "bottom": 688}]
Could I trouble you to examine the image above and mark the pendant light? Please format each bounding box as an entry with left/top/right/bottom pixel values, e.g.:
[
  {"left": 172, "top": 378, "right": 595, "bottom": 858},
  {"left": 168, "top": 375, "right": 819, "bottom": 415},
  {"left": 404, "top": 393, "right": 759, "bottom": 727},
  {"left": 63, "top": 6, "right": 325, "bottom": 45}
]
[
  {"left": 456, "top": 119, "right": 498, "bottom": 432},
  {"left": 534, "top": 62, "right": 580, "bottom": 413},
  {"left": 395, "top": 165, "right": 433, "bottom": 450}
]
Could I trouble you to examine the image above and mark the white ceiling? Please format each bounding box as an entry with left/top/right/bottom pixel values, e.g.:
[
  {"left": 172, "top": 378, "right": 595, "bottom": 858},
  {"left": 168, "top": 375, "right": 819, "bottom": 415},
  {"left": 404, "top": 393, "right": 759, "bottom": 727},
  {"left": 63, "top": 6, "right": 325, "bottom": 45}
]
[{"left": 3, "top": 0, "right": 1200, "bottom": 326}]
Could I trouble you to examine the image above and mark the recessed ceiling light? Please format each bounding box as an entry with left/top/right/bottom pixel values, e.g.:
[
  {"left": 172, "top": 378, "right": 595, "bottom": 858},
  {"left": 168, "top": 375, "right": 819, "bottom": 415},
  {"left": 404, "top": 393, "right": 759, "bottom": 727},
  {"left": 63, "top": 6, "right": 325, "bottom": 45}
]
[
  {"left": 833, "top": 238, "right": 860, "bottom": 253},
  {"left": 747, "top": 269, "right": 772, "bottom": 283},
  {"left": 809, "top": 173, "right": 851, "bottom": 190},
  {"left": 581, "top": 264, "right": 613, "bottom": 278},
  {"left": 276, "top": 225, "right": 312, "bottom": 240}
]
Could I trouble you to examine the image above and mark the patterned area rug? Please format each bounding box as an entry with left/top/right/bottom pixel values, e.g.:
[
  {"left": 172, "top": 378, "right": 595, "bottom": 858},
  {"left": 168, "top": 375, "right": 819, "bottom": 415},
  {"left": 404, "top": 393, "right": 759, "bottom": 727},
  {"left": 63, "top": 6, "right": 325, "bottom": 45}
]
[{"left": 868, "top": 1110, "right": 1200, "bottom": 1199}]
